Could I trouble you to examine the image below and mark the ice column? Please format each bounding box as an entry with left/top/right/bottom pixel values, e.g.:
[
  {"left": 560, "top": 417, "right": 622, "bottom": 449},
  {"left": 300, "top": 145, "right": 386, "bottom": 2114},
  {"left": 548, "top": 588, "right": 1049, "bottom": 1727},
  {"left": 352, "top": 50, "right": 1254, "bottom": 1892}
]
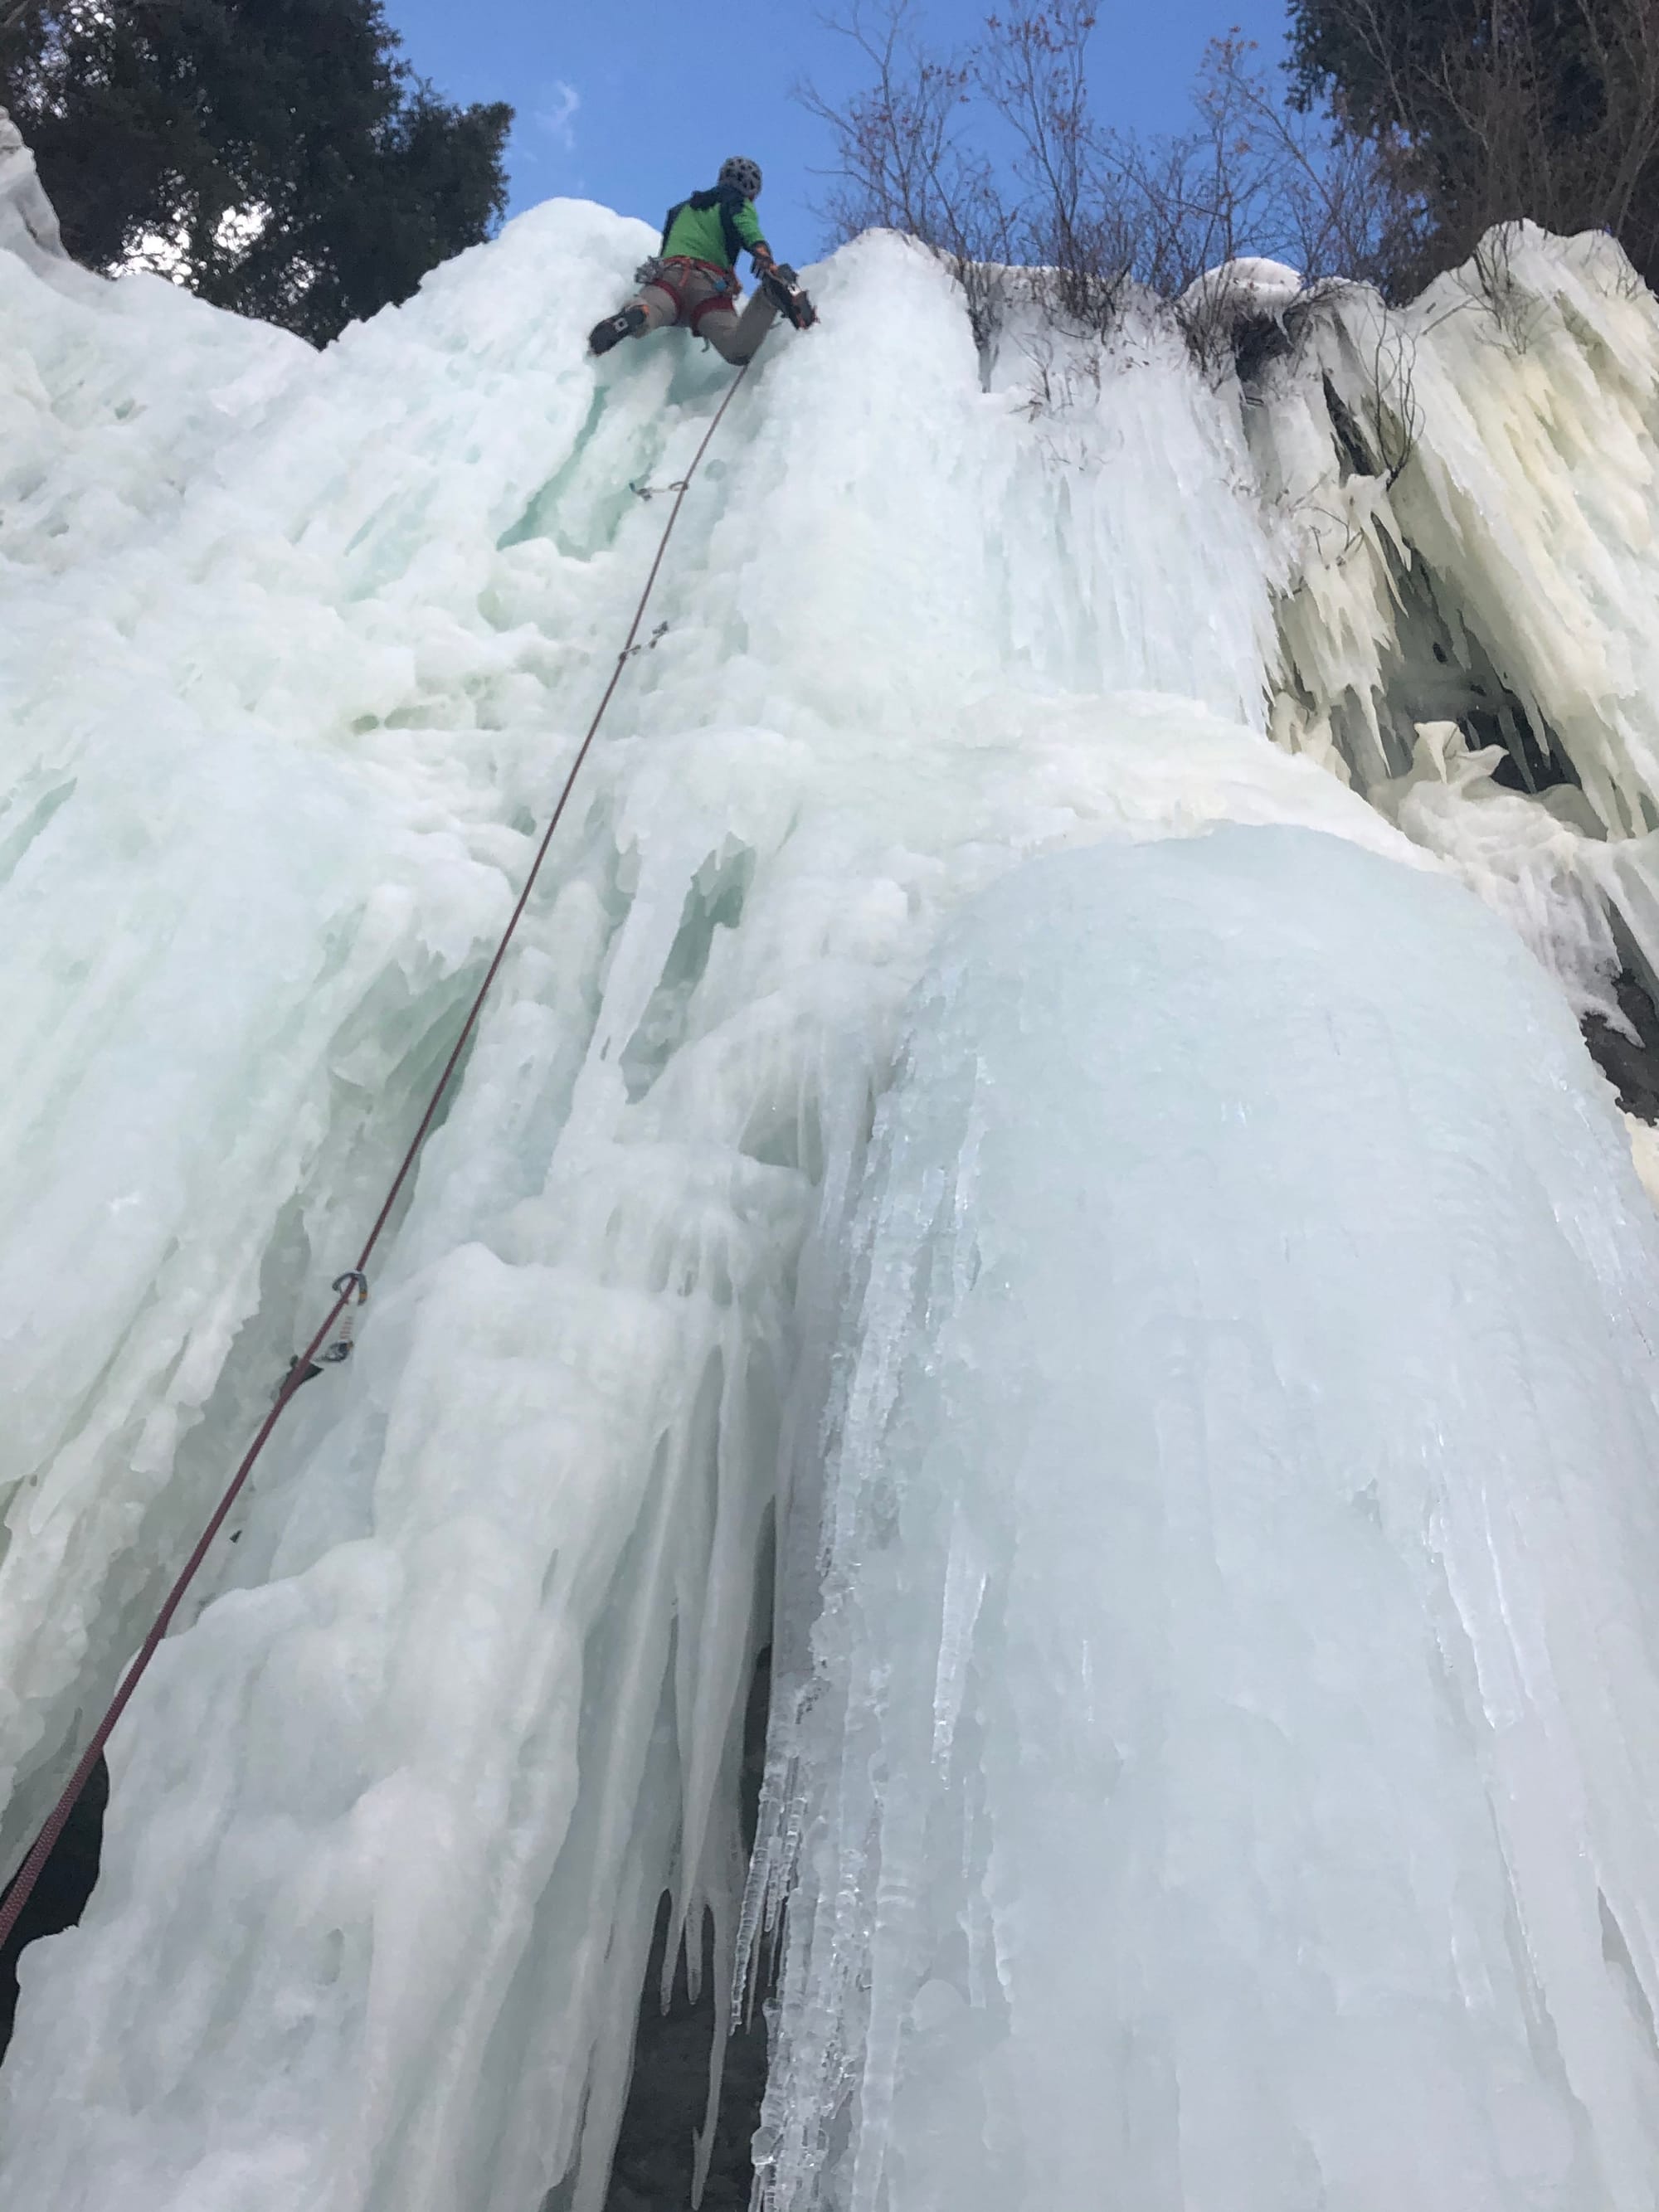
[{"left": 759, "top": 824, "right": 1659, "bottom": 2212}]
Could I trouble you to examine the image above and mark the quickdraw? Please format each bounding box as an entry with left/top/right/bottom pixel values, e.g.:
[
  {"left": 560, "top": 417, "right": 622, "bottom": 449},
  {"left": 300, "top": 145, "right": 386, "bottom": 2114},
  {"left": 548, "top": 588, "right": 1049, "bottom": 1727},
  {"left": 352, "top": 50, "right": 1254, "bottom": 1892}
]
[{"left": 276, "top": 1269, "right": 368, "bottom": 1397}]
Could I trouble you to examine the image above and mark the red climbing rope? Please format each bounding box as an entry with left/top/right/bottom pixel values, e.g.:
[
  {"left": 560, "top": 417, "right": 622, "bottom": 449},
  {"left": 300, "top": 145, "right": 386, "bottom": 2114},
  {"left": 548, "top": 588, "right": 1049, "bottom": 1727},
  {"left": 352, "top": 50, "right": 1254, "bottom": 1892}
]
[{"left": 0, "top": 359, "right": 755, "bottom": 1957}]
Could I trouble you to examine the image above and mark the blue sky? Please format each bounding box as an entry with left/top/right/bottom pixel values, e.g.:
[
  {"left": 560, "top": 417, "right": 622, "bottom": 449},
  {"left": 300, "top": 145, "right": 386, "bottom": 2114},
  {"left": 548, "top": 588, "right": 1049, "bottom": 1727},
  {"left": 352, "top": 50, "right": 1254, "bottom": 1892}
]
[{"left": 378, "top": 0, "right": 1297, "bottom": 258}]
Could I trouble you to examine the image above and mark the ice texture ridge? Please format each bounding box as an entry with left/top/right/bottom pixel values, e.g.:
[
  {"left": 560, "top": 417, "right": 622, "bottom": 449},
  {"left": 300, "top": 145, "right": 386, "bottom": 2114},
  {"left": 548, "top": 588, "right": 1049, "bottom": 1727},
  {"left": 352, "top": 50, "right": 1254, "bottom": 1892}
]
[{"left": 757, "top": 828, "right": 1659, "bottom": 2212}]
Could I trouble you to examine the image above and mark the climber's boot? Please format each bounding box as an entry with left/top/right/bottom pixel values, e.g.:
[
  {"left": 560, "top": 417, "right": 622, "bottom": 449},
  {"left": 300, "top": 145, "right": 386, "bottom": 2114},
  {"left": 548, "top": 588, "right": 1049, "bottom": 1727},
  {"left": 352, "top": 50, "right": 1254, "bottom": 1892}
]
[{"left": 589, "top": 303, "right": 649, "bottom": 357}]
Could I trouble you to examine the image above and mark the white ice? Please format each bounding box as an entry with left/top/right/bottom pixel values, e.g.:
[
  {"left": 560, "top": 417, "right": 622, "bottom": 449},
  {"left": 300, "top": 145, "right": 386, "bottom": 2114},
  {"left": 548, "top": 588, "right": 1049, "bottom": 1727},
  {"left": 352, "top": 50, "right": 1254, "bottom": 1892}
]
[
  {"left": 0, "top": 105, "right": 66, "bottom": 270},
  {"left": 756, "top": 828, "right": 1659, "bottom": 2212},
  {"left": 1248, "top": 224, "right": 1659, "bottom": 1008},
  {"left": 1181, "top": 254, "right": 1305, "bottom": 323},
  {"left": 2, "top": 161, "right": 1659, "bottom": 2211}
]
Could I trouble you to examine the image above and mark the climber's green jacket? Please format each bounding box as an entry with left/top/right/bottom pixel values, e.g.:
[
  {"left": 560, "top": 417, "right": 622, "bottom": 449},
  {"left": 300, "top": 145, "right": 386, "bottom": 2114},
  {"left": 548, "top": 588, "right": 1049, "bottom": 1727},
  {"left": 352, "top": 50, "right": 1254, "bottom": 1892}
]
[{"left": 659, "top": 184, "right": 771, "bottom": 273}]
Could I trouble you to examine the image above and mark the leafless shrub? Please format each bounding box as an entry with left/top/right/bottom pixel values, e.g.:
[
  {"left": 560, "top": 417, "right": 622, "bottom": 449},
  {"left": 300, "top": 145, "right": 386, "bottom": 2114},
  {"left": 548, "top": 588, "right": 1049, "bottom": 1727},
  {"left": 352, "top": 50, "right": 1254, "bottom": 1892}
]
[
  {"left": 795, "top": 0, "right": 1015, "bottom": 347},
  {"left": 1154, "top": 36, "right": 1420, "bottom": 289},
  {"left": 1370, "top": 312, "right": 1425, "bottom": 479},
  {"left": 975, "top": 4, "right": 1134, "bottom": 332},
  {"left": 801, "top": 2, "right": 1425, "bottom": 357},
  {"left": 1305, "top": 0, "right": 1659, "bottom": 299},
  {"left": 1457, "top": 217, "right": 1548, "bottom": 345}
]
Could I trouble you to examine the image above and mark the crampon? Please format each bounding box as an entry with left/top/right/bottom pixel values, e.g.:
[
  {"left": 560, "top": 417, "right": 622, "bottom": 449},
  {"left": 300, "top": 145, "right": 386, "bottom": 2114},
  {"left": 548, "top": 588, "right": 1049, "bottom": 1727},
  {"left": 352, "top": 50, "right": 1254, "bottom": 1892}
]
[{"left": 761, "top": 265, "right": 819, "bottom": 331}]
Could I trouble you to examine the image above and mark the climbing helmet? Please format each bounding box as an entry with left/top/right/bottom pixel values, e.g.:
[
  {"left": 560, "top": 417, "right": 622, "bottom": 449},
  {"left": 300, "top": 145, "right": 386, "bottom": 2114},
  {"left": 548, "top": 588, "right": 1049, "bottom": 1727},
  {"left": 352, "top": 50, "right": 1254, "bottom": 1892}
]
[{"left": 719, "top": 155, "right": 763, "bottom": 199}]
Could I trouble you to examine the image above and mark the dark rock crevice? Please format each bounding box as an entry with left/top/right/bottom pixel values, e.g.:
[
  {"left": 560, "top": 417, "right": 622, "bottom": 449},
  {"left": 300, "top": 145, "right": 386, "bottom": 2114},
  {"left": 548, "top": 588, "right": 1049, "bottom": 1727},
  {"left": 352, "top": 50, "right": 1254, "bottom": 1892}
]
[
  {"left": 0, "top": 1754, "right": 108, "bottom": 2063},
  {"left": 603, "top": 1650, "right": 775, "bottom": 2212},
  {"left": 1584, "top": 972, "right": 1659, "bottom": 1123}
]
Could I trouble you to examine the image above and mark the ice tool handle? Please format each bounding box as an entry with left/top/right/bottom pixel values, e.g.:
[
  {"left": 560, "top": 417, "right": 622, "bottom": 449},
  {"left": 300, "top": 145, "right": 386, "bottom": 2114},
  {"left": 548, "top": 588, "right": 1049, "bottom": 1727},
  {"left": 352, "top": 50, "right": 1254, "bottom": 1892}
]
[{"left": 0, "top": 358, "right": 758, "bottom": 1962}]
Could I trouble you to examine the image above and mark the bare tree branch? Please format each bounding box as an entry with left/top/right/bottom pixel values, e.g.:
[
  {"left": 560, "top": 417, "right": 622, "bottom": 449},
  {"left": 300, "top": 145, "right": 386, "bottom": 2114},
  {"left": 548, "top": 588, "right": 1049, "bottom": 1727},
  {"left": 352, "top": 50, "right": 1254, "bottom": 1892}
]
[{"left": 798, "top": 0, "right": 1423, "bottom": 355}]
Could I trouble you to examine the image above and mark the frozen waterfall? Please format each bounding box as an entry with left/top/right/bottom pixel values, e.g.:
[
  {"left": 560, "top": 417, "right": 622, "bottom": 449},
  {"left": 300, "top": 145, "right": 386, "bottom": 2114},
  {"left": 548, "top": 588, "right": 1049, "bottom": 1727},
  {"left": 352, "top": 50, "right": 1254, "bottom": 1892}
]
[
  {"left": 753, "top": 828, "right": 1659, "bottom": 2212},
  {"left": 6, "top": 146, "right": 1659, "bottom": 2210}
]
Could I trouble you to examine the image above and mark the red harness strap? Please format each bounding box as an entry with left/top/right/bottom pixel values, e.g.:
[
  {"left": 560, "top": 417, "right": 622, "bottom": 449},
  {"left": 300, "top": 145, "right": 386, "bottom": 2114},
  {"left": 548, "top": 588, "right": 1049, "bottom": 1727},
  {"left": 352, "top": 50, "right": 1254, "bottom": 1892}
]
[
  {"left": 649, "top": 255, "right": 739, "bottom": 332},
  {"left": 689, "top": 289, "right": 739, "bottom": 333}
]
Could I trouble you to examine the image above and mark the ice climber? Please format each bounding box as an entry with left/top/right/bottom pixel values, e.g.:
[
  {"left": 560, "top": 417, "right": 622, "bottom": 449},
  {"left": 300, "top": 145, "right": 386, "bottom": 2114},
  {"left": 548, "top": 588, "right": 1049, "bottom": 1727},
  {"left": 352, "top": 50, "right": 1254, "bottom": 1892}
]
[{"left": 588, "top": 155, "right": 815, "bottom": 365}]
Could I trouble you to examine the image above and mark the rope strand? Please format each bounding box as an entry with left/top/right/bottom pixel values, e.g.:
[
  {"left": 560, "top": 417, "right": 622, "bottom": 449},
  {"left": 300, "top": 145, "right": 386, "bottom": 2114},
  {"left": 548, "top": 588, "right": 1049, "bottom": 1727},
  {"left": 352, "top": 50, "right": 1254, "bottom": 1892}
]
[{"left": 0, "top": 358, "right": 754, "bottom": 1958}]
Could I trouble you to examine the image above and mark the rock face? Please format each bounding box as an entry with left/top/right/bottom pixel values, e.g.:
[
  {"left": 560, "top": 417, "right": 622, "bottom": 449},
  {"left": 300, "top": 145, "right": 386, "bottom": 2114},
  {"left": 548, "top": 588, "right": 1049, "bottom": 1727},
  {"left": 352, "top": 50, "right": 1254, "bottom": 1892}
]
[{"left": 0, "top": 107, "right": 66, "bottom": 267}]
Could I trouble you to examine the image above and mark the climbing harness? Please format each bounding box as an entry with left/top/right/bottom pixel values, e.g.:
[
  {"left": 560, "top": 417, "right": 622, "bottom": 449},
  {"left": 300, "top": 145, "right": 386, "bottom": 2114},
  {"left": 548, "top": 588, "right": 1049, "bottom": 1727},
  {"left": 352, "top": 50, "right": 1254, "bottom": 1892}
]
[
  {"left": 646, "top": 255, "right": 743, "bottom": 338},
  {"left": 620, "top": 253, "right": 818, "bottom": 359},
  {"left": 0, "top": 361, "right": 758, "bottom": 1959}
]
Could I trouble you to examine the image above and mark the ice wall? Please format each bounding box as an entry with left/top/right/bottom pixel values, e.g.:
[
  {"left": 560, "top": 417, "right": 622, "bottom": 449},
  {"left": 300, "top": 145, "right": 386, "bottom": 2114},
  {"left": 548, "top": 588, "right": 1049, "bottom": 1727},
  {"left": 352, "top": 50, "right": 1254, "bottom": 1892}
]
[
  {"left": 1248, "top": 226, "right": 1659, "bottom": 1018},
  {"left": 756, "top": 828, "right": 1659, "bottom": 2212},
  {"left": 2, "top": 169, "right": 1659, "bottom": 2210},
  {"left": 0, "top": 197, "right": 1417, "bottom": 2210}
]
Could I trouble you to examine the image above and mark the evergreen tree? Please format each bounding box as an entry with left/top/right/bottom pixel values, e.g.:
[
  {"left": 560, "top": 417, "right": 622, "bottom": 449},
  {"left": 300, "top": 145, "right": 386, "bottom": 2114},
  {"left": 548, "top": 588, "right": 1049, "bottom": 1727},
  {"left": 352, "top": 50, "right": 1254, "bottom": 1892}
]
[
  {"left": 1287, "top": 0, "right": 1659, "bottom": 293},
  {"left": 0, "top": 0, "right": 513, "bottom": 342}
]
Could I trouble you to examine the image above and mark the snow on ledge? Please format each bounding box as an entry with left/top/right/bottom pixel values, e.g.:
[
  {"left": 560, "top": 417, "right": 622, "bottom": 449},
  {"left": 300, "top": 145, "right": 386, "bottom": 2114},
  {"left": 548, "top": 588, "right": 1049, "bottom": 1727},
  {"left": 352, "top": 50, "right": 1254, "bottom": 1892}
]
[{"left": 1181, "top": 255, "right": 1304, "bottom": 327}]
